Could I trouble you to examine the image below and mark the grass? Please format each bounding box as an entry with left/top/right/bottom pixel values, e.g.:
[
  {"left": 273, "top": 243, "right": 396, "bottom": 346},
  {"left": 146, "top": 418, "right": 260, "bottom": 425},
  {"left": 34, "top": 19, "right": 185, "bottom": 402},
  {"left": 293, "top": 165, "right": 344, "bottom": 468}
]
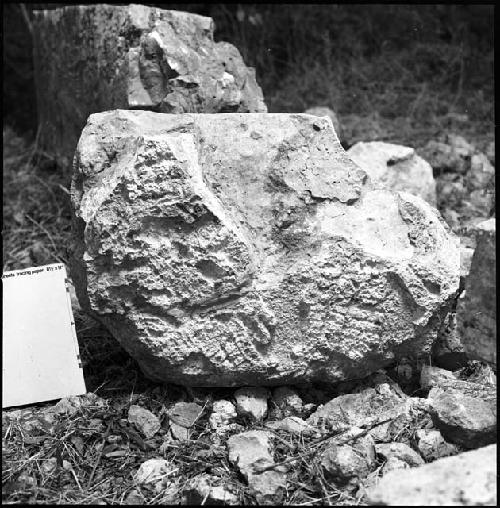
[
  {"left": 2, "top": 127, "right": 71, "bottom": 272},
  {"left": 203, "top": 4, "right": 494, "bottom": 150}
]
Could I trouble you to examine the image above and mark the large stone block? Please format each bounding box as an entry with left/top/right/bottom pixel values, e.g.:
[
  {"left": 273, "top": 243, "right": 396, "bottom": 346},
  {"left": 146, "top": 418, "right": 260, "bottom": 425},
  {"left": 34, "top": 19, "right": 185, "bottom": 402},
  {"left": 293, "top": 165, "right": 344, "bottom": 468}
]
[
  {"left": 367, "top": 444, "right": 497, "bottom": 506},
  {"left": 33, "top": 4, "right": 266, "bottom": 169},
  {"left": 70, "top": 110, "right": 460, "bottom": 386},
  {"left": 457, "top": 219, "right": 496, "bottom": 366},
  {"left": 347, "top": 141, "right": 437, "bottom": 206}
]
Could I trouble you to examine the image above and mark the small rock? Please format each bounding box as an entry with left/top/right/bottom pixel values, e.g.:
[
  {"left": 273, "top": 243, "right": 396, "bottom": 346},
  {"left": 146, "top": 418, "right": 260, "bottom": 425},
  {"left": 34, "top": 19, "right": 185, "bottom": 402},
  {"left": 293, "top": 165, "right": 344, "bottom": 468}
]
[
  {"left": 54, "top": 397, "right": 82, "bottom": 416},
  {"left": 368, "top": 397, "right": 431, "bottom": 443},
  {"left": 271, "top": 386, "right": 303, "bottom": 417},
  {"left": 70, "top": 436, "right": 85, "bottom": 454},
  {"left": 381, "top": 456, "right": 410, "bottom": 475},
  {"left": 308, "top": 385, "right": 407, "bottom": 434},
  {"left": 420, "top": 365, "right": 457, "bottom": 390},
  {"left": 375, "top": 442, "right": 424, "bottom": 467},
  {"left": 107, "top": 434, "right": 122, "bottom": 444},
  {"left": 168, "top": 402, "right": 203, "bottom": 428},
  {"left": 348, "top": 141, "right": 437, "bottom": 205},
  {"left": 17, "top": 472, "right": 37, "bottom": 487},
  {"left": 169, "top": 422, "right": 190, "bottom": 441},
  {"left": 184, "top": 474, "right": 239, "bottom": 505},
  {"left": 428, "top": 388, "right": 496, "bottom": 448},
  {"left": 424, "top": 370, "right": 496, "bottom": 405},
  {"left": 41, "top": 458, "right": 57, "bottom": 475},
  {"left": 88, "top": 418, "right": 105, "bottom": 432},
  {"left": 128, "top": 405, "right": 161, "bottom": 439},
  {"left": 227, "top": 430, "right": 286, "bottom": 503},
  {"left": 367, "top": 444, "right": 497, "bottom": 506},
  {"left": 54, "top": 393, "right": 104, "bottom": 416},
  {"left": 124, "top": 489, "right": 144, "bottom": 505},
  {"left": 320, "top": 431, "right": 376, "bottom": 486},
  {"left": 415, "top": 429, "right": 458, "bottom": 462},
  {"left": 135, "top": 458, "right": 171, "bottom": 485},
  {"left": 420, "top": 135, "right": 473, "bottom": 174},
  {"left": 234, "top": 387, "right": 269, "bottom": 421},
  {"left": 266, "top": 416, "right": 318, "bottom": 436},
  {"left": 209, "top": 400, "right": 237, "bottom": 431},
  {"left": 302, "top": 403, "right": 317, "bottom": 416}
]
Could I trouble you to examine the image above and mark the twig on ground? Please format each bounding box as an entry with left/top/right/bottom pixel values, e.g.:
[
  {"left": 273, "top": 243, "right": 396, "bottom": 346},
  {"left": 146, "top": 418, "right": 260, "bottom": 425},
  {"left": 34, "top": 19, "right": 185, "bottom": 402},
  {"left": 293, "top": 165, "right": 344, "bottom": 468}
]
[{"left": 86, "top": 423, "right": 111, "bottom": 488}]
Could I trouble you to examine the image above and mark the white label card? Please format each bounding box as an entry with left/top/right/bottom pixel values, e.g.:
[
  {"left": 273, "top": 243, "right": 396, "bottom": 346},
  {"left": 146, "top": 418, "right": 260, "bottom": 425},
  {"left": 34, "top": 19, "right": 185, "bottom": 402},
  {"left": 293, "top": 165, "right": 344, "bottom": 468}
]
[{"left": 2, "top": 263, "right": 87, "bottom": 408}]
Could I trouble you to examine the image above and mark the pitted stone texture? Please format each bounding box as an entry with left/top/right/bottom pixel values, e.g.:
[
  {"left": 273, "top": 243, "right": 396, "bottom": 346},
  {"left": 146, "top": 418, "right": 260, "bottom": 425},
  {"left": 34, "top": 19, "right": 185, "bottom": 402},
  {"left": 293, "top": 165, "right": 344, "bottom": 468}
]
[
  {"left": 33, "top": 4, "right": 266, "bottom": 169},
  {"left": 348, "top": 141, "right": 437, "bottom": 206},
  {"left": 71, "top": 110, "right": 460, "bottom": 386},
  {"left": 457, "top": 219, "right": 496, "bottom": 367},
  {"left": 304, "top": 107, "right": 342, "bottom": 143},
  {"left": 367, "top": 444, "right": 497, "bottom": 506}
]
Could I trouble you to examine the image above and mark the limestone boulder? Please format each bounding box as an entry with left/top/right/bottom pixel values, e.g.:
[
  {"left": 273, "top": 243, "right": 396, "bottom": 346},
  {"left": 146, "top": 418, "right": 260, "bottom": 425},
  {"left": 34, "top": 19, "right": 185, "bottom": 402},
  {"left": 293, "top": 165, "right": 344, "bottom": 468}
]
[
  {"left": 347, "top": 141, "right": 437, "bottom": 206},
  {"left": 33, "top": 4, "right": 266, "bottom": 169},
  {"left": 70, "top": 110, "right": 460, "bottom": 386},
  {"left": 457, "top": 219, "right": 496, "bottom": 367}
]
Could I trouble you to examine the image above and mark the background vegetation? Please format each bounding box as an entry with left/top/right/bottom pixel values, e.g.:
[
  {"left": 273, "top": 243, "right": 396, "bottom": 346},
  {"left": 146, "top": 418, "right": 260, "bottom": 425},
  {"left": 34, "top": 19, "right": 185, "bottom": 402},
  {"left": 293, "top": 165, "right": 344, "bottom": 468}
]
[{"left": 3, "top": 3, "right": 495, "bottom": 148}]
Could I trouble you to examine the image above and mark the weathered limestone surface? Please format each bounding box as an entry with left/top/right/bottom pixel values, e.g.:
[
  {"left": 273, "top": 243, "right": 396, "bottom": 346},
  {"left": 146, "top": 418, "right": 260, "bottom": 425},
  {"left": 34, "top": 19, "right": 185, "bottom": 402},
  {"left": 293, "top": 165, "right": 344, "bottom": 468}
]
[
  {"left": 70, "top": 110, "right": 460, "bottom": 386},
  {"left": 367, "top": 444, "right": 497, "bottom": 506},
  {"left": 33, "top": 4, "right": 266, "bottom": 169},
  {"left": 304, "top": 107, "right": 343, "bottom": 143},
  {"left": 348, "top": 142, "right": 437, "bottom": 206},
  {"left": 457, "top": 219, "right": 496, "bottom": 367}
]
